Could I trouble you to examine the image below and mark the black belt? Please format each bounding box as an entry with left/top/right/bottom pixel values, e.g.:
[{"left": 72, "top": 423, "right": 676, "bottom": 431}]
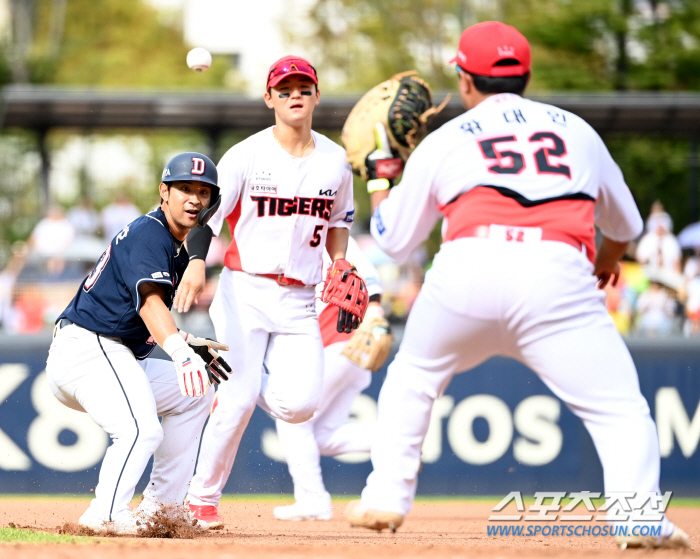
[
  {"left": 53, "top": 318, "right": 75, "bottom": 337},
  {"left": 57, "top": 318, "right": 74, "bottom": 329}
]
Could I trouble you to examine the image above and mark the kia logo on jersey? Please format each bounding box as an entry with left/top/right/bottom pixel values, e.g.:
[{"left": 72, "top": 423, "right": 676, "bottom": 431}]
[{"left": 191, "top": 157, "right": 205, "bottom": 175}]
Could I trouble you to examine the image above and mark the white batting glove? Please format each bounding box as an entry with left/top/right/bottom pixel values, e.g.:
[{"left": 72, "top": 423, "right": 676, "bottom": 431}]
[
  {"left": 178, "top": 329, "right": 231, "bottom": 386},
  {"left": 178, "top": 330, "right": 229, "bottom": 352},
  {"left": 163, "top": 334, "right": 210, "bottom": 398}
]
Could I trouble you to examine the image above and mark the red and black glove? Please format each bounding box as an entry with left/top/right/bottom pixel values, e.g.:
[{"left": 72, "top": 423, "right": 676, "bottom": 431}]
[{"left": 321, "top": 259, "right": 369, "bottom": 333}]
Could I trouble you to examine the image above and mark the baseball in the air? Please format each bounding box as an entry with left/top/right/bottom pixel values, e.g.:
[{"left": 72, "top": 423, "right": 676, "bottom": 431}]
[{"left": 187, "top": 47, "right": 212, "bottom": 72}]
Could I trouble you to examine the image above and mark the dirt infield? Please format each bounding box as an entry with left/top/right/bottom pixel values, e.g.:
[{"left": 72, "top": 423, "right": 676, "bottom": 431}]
[{"left": 0, "top": 498, "right": 698, "bottom": 558}]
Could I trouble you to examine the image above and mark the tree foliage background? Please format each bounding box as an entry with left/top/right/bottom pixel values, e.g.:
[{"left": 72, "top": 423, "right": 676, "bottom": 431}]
[
  {"left": 1, "top": 0, "right": 700, "bottom": 261},
  {"left": 297, "top": 0, "right": 700, "bottom": 93},
  {"left": 291, "top": 0, "right": 700, "bottom": 239},
  {"left": 0, "top": 0, "right": 239, "bottom": 257}
]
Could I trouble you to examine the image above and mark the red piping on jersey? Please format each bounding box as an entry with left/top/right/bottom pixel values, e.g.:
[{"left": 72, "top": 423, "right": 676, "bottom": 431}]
[
  {"left": 224, "top": 198, "right": 243, "bottom": 271},
  {"left": 319, "top": 305, "right": 352, "bottom": 347},
  {"left": 439, "top": 186, "right": 597, "bottom": 263}
]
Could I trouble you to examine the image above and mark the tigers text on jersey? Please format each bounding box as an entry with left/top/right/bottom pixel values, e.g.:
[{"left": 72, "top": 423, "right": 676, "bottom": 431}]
[
  {"left": 370, "top": 93, "right": 643, "bottom": 264},
  {"left": 316, "top": 236, "right": 383, "bottom": 347},
  {"left": 60, "top": 208, "right": 189, "bottom": 358},
  {"left": 207, "top": 127, "right": 355, "bottom": 286}
]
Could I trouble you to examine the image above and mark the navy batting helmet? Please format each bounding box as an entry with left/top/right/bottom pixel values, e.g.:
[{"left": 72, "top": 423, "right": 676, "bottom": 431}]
[{"left": 161, "top": 152, "right": 220, "bottom": 227}]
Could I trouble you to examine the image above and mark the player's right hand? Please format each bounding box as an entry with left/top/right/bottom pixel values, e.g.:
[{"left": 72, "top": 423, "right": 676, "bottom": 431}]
[
  {"left": 171, "top": 346, "right": 210, "bottom": 397},
  {"left": 594, "top": 261, "right": 621, "bottom": 289},
  {"left": 174, "top": 259, "right": 206, "bottom": 313}
]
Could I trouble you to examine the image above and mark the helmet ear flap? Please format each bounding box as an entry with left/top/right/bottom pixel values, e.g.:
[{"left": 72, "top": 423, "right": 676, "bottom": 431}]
[{"left": 198, "top": 189, "right": 221, "bottom": 226}]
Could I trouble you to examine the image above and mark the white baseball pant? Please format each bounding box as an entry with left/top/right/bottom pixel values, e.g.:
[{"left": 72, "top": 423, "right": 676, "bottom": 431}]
[
  {"left": 46, "top": 323, "right": 213, "bottom": 521},
  {"left": 276, "top": 341, "right": 372, "bottom": 509},
  {"left": 187, "top": 269, "right": 324, "bottom": 507},
  {"left": 360, "top": 238, "right": 673, "bottom": 535}
]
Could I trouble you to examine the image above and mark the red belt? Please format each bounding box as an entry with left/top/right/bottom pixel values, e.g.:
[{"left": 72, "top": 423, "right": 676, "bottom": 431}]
[
  {"left": 258, "top": 273, "right": 306, "bottom": 287},
  {"left": 455, "top": 225, "right": 584, "bottom": 252}
]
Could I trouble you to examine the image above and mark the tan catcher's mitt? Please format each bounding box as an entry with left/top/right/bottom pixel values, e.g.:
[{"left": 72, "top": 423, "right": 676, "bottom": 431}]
[
  {"left": 342, "top": 313, "right": 393, "bottom": 372},
  {"left": 341, "top": 71, "right": 449, "bottom": 180}
]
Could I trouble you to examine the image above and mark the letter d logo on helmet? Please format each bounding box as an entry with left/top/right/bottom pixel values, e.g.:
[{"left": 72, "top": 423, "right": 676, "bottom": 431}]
[
  {"left": 162, "top": 152, "right": 221, "bottom": 227},
  {"left": 191, "top": 157, "right": 206, "bottom": 175}
]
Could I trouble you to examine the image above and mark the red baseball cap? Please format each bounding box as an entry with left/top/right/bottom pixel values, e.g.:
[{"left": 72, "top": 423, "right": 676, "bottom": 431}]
[
  {"left": 267, "top": 55, "right": 318, "bottom": 89},
  {"left": 450, "top": 21, "right": 531, "bottom": 77}
]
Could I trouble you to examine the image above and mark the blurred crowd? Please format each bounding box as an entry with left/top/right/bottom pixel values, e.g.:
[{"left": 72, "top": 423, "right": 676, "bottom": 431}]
[
  {"left": 0, "top": 192, "right": 428, "bottom": 336},
  {"left": 0, "top": 194, "right": 140, "bottom": 334},
  {"left": 606, "top": 201, "right": 700, "bottom": 338},
  {"left": 2, "top": 195, "right": 700, "bottom": 339}
]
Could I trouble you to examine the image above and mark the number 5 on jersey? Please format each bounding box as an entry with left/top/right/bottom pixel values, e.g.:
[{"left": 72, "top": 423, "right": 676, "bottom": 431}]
[{"left": 310, "top": 225, "right": 324, "bottom": 247}]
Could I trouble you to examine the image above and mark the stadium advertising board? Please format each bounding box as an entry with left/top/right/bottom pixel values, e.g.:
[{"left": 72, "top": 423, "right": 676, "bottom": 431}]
[{"left": 0, "top": 339, "right": 698, "bottom": 496}]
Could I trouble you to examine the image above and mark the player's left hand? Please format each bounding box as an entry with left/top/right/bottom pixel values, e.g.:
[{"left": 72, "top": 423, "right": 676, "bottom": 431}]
[
  {"left": 179, "top": 330, "right": 231, "bottom": 385},
  {"left": 321, "top": 259, "right": 369, "bottom": 333},
  {"left": 342, "top": 303, "right": 393, "bottom": 371},
  {"left": 174, "top": 259, "right": 206, "bottom": 313}
]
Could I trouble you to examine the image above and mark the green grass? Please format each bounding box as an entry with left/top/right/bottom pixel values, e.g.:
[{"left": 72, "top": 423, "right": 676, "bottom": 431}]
[
  {"left": 668, "top": 498, "right": 700, "bottom": 507},
  {"left": 0, "top": 526, "right": 91, "bottom": 544}
]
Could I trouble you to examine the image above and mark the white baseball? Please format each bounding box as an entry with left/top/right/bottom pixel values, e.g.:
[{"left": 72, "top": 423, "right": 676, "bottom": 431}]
[{"left": 187, "top": 47, "right": 212, "bottom": 72}]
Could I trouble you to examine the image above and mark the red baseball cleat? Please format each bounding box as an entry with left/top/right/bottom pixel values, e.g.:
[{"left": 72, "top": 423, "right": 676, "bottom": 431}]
[{"left": 188, "top": 503, "right": 224, "bottom": 530}]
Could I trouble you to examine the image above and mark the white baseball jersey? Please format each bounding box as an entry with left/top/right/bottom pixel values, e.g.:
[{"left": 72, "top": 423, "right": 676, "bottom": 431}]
[
  {"left": 370, "top": 93, "right": 643, "bottom": 263},
  {"left": 208, "top": 127, "right": 355, "bottom": 285},
  {"left": 316, "top": 236, "right": 383, "bottom": 347},
  {"left": 360, "top": 94, "right": 672, "bottom": 532}
]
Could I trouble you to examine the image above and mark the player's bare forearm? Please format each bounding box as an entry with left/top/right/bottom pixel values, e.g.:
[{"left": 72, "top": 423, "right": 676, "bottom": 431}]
[
  {"left": 139, "top": 282, "right": 179, "bottom": 347},
  {"left": 593, "top": 237, "right": 629, "bottom": 289},
  {"left": 326, "top": 227, "right": 349, "bottom": 261},
  {"left": 174, "top": 259, "right": 206, "bottom": 313},
  {"left": 370, "top": 190, "right": 390, "bottom": 213}
]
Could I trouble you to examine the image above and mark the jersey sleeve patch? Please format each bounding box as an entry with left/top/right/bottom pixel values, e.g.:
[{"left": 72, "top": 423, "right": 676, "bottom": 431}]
[
  {"left": 122, "top": 231, "right": 175, "bottom": 312},
  {"left": 134, "top": 277, "right": 175, "bottom": 313}
]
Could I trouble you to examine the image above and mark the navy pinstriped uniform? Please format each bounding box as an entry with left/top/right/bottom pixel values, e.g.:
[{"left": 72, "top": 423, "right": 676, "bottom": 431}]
[{"left": 59, "top": 207, "right": 189, "bottom": 359}]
